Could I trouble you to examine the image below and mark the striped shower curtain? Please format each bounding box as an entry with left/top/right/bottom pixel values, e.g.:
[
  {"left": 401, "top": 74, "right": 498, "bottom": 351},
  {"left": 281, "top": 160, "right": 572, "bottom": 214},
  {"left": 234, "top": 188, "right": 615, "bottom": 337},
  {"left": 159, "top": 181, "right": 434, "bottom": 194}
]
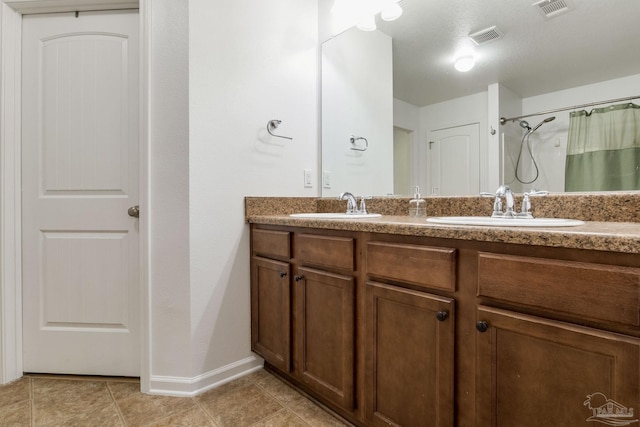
[{"left": 565, "top": 102, "right": 640, "bottom": 191}]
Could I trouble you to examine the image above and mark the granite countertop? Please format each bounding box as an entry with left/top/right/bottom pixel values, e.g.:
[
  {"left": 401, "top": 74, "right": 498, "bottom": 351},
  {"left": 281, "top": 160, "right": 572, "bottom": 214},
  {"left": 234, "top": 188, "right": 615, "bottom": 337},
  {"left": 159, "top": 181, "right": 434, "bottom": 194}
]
[
  {"left": 247, "top": 214, "right": 640, "bottom": 254},
  {"left": 245, "top": 195, "right": 640, "bottom": 254}
]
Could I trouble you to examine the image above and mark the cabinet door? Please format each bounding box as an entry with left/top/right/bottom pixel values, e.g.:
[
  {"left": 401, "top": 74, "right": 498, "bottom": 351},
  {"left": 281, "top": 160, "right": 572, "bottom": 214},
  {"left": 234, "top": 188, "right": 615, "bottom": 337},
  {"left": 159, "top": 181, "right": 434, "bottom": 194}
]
[
  {"left": 294, "top": 267, "right": 355, "bottom": 410},
  {"left": 476, "top": 305, "right": 640, "bottom": 427},
  {"left": 366, "top": 281, "right": 455, "bottom": 427},
  {"left": 251, "top": 256, "right": 291, "bottom": 372}
]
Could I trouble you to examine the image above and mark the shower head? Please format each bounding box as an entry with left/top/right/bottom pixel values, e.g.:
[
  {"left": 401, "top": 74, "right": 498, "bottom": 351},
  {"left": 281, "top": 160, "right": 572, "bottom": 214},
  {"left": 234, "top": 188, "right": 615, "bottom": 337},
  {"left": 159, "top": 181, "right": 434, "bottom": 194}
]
[{"left": 529, "top": 116, "right": 556, "bottom": 134}]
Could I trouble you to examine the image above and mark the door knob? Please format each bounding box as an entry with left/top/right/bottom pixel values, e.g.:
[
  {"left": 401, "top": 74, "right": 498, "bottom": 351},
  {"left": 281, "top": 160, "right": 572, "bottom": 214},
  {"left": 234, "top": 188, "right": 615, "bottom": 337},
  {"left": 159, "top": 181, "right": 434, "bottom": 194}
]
[{"left": 128, "top": 205, "right": 140, "bottom": 218}]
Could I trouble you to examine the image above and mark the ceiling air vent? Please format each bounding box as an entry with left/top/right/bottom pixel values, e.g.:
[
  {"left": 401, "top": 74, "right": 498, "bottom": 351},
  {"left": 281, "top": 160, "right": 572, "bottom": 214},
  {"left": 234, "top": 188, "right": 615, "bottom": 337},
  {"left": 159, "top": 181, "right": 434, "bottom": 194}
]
[
  {"left": 468, "top": 26, "right": 504, "bottom": 46},
  {"left": 532, "top": 0, "right": 574, "bottom": 19}
]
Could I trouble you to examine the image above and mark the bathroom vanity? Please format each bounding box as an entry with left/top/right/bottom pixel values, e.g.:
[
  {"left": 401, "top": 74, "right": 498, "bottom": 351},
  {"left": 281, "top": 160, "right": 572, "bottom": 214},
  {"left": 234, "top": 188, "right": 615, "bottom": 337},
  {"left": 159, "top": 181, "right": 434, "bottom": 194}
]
[{"left": 247, "top": 196, "right": 640, "bottom": 427}]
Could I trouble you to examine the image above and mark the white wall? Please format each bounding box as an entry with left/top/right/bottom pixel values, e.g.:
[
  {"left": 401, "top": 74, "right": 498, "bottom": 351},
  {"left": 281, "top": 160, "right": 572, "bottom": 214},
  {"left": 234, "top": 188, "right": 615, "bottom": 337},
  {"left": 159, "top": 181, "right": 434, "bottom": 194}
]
[
  {"left": 148, "top": 0, "right": 192, "bottom": 386},
  {"left": 394, "top": 98, "right": 420, "bottom": 133},
  {"left": 187, "top": 0, "right": 318, "bottom": 387},
  {"left": 489, "top": 83, "right": 522, "bottom": 191},
  {"left": 321, "top": 27, "right": 393, "bottom": 197},
  {"left": 493, "top": 84, "right": 525, "bottom": 192},
  {"left": 393, "top": 98, "right": 420, "bottom": 195},
  {"left": 146, "top": 0, "right": 319, "bottom": 395}
]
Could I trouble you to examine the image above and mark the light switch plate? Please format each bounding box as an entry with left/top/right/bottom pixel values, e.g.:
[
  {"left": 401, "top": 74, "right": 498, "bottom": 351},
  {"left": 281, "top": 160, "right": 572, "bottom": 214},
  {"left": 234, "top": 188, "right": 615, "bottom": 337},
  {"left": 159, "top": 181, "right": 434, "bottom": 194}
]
[
  {"left": 323, "top": 171, "right": 331, "bottom": 189},
  {"left": 304, "top": 169, "right": 313, "bottom": 188}
]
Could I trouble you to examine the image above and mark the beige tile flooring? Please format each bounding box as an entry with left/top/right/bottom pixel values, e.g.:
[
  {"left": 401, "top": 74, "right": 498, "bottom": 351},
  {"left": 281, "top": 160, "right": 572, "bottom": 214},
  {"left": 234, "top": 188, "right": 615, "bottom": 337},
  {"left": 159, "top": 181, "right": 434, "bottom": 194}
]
[{"left": 0, "top": 369, "right": 350, "bottom": 426}]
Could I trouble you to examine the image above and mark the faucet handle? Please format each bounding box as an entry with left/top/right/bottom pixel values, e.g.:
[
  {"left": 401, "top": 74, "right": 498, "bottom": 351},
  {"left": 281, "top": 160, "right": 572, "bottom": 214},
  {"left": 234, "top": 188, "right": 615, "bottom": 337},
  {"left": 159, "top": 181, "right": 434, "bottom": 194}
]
[
  {"left": 519, "top": 190, "right": 548, "bottom": 218},
  {"left": 358, "top": 195, "right": 373, "bottom": 214},
  {"left": 480, "top": 192, "right": 502, "bottom": 217},
  {"left": 519, "top": 194, "right": 533, "bottom": 218}
]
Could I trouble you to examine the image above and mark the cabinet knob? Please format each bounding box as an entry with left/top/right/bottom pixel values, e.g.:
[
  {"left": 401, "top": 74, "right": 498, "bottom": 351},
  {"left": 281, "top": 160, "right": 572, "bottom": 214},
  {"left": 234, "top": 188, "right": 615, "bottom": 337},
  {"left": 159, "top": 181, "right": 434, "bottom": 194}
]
[
  {"left": 436, "top": 311, "right": 449, "bottom": 321},
  {"left": 295, "top": 275, "right": 304, "bottom": 282},
  {"left": 476, "top": 321, "right": 489, "bottom": 333},
  {"left": 279, "top": 271, "right": 287, "bottom": 278}
]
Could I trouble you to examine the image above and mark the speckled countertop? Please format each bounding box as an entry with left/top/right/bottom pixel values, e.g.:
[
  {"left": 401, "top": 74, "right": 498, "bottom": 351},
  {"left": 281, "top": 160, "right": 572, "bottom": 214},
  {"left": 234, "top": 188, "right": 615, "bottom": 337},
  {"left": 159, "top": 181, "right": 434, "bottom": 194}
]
[{"left": 245, "top": 194, "right": 640, "bottom": 254}]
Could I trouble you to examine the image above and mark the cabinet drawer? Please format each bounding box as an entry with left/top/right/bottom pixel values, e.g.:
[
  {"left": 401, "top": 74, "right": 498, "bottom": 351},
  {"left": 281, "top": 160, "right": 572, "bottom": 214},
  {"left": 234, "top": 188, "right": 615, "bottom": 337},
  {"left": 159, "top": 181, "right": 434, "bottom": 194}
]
[
  {"left": 252, "top": 229, "right": 291, "bottom": 259},
  {"left": 294, "top": 234, "right": 355, "bottom": 271},
  {"left": 367, "top": 242, "right": 456, "bottom": 292},
  {"left": 478, "top": 252, "right": 640, "bottom": 327}
]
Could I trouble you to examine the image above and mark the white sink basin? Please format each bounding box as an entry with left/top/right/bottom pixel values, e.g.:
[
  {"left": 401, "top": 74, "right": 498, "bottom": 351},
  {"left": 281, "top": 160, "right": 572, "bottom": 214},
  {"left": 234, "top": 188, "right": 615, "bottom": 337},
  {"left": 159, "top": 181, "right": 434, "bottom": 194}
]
[
  {"left": 426, "top": 216, "right": 585, "bottom": 227},
  {"left": 290, "top": 212, "right": 382, "bottom": 219}
]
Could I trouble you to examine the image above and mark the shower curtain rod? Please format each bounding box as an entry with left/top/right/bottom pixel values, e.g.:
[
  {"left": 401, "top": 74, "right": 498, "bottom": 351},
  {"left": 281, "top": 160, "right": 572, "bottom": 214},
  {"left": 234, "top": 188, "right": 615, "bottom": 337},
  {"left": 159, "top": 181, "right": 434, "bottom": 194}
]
[{"left": 499, "top": 94, "right": 640, "bottom": 125}]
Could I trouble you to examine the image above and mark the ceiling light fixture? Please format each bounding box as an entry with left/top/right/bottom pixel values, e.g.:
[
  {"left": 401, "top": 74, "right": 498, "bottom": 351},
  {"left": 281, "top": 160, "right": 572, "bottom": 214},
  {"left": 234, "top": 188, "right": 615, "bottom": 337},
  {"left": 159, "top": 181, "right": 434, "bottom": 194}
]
[
  {"left": 331, "top": 0, "right": 403, "bottom": 34},
  {"left": 381, "top": 2, "right": 403, "bottom": 21},
  {"left": 357, "top": 14, "right": 377, "bottom": 31},
  {"left": 454, "top": 55, "right": 475, "bottom": 72}
]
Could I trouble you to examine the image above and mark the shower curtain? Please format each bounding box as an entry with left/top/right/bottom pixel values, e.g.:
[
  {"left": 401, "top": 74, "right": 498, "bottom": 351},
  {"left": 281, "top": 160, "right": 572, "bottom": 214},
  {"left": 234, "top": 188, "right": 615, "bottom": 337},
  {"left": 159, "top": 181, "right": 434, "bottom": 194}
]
[{"left": 565, "top": 102, "right": 640, "bottom": 191}]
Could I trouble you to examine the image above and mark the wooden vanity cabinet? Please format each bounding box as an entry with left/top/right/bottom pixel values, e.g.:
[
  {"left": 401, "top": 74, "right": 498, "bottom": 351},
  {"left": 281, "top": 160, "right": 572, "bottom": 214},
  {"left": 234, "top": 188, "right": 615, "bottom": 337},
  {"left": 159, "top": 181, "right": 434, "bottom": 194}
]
[
  {"left": 294, "top": 266, "right": 355, "bottom": 409},
  {"left": 365, "top": 241, "right": 457, "bottom": 427},
  {"left": 251, "top": 257, "right": 291, "bottom": 373},
  {"left": 365, "top": 281, "right": 455, "bottom": 427},
  {"left": 251, "top": 226, "right": 358, "bottom": 418},
  {"left": 251, "top": 229, "right": 292, "bottom": 373},
  {"left": 251, "top": 224, "right": 640, "bottom": 427},
  {"left": 475, "top": 306, "right": 640, "bottom": 427},
  {"left": 475, "top": 251, "right": 640, "bottom": 427},
  {"left": 293, "top": 232, "right": 356, "bottom": 411}
]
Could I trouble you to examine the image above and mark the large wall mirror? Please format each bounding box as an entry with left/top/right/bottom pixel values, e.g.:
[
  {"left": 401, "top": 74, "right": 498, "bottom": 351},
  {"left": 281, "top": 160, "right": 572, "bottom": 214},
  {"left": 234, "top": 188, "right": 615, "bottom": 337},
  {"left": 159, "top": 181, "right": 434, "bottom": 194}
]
[{"left": 320, "top": 0, "right": 640, "bottom": 197}]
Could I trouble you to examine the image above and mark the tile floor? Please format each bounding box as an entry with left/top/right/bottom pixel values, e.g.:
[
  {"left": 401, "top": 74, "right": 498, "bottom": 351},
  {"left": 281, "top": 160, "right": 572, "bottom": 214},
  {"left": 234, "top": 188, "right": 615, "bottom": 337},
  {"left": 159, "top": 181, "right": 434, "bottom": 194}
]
[{"left": 0, "top": 369, "right": 350, "bottom": 426}]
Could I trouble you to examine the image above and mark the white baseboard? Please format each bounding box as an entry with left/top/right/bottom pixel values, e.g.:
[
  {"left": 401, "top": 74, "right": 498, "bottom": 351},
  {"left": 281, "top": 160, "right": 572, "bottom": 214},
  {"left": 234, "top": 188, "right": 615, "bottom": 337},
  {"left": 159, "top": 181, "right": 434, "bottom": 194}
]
[{"left": 148, "top": 355, "right": 264, "bottom": 397}]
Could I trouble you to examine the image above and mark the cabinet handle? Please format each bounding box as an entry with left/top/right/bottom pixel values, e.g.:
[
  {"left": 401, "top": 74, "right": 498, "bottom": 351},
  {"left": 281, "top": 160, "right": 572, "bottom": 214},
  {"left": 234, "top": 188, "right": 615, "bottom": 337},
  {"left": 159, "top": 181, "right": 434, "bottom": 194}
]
[
  {"left": 436, "top": 311, "right": 449, "bottom": 321},
  {"left": 476, "top": 321, "right": 489, "bottom": 333},
  {"left": 279, "top": 271, "right": 287, "bottom": 278},
  {"left": 295, "top": 275, "right": 304, "bottom": 282}
]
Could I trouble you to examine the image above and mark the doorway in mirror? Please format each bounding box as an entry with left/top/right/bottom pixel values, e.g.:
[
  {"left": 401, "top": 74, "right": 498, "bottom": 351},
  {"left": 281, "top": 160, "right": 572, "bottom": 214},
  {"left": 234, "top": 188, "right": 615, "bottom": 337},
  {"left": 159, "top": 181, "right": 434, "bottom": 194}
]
[
  {"left": 428, "top": 123, "right": 480, "bottom": 196},
  {"left": 393, "top": 127, "right": 413, "bottom": 195}
]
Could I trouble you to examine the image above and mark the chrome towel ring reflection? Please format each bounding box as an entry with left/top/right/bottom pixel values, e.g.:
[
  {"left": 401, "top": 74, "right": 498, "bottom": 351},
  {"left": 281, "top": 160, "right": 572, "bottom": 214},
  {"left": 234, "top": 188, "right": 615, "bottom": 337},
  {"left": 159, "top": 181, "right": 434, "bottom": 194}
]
[
  {"left": 350, "top": 135, "right": 368, "bottom": 151},
  {"left": 267, "top": 119, "right": 293, "bottom": 140}
]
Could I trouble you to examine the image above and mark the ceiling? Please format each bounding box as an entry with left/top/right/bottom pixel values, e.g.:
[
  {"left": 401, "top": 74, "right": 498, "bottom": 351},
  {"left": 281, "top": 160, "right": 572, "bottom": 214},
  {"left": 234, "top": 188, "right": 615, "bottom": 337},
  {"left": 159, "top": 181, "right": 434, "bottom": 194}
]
[{"left": 372, "top": 0, "right": 640, "bottom": 107}]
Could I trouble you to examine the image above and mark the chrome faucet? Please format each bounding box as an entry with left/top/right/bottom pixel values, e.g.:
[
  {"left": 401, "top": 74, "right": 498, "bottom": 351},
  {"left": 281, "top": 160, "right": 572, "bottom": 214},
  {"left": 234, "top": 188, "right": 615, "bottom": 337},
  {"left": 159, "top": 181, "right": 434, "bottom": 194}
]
[
  {"left": 338, "top": 192, "right": 372, "bottom": 214},
  {"left": 338, "top": 192, "right": 358, "bottom": 214},
  {"left": 481, "top": 185, "right": 515, "bottom": 218},
  {"left": 481, "top": 185, "right": 549, "bottom": 218},
  {"left": 495, "top": 185, "right": 516, "bottom": 217}
]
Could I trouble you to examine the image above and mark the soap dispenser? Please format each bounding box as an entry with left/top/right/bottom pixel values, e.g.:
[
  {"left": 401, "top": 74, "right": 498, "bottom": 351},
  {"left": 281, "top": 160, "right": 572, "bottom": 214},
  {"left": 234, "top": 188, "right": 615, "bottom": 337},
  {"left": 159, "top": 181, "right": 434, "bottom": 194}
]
[{"left": 409, "top": 186, "right": 426, "bottom": 217}]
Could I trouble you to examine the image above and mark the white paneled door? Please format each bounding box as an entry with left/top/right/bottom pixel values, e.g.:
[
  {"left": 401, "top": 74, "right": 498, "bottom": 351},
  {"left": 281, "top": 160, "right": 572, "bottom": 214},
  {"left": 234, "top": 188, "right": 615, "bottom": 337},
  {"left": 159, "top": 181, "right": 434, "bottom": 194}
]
[
  {"left": 428, "top": 124, "right": 480, "bottom": 196},
  {"left": 22, "top": 11, "right": 140, "bottom": 376}
]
